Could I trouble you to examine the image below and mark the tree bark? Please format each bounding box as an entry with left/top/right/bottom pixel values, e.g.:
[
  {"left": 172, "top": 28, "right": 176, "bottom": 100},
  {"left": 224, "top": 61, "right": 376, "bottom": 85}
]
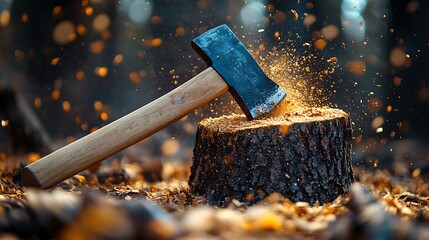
[{"left": 189, "top": 108, "right": 354, "bottom": 206}]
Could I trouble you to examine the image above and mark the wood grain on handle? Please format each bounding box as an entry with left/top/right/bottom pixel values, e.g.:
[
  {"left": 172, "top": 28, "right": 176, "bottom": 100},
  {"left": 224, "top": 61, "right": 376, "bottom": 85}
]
[{"left": 22, "top": 67, "right": 228, "bottom": 189}]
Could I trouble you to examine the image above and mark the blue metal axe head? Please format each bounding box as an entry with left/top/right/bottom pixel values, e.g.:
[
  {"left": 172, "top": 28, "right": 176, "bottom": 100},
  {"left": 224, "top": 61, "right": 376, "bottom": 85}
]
[{"left": 192, "top": 24, "right": 287, "bottom": 120}]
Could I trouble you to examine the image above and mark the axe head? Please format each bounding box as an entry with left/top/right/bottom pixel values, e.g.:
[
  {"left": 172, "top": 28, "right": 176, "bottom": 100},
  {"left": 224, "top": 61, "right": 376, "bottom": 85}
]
[{"left": 192, "top": 24, "right": 287, "bottom": 120}]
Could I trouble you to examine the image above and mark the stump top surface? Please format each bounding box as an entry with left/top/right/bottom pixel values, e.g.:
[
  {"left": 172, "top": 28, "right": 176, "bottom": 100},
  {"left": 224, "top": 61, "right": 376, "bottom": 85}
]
[{"left": 200, "top": 108, "right": 349, "bottom": 132}]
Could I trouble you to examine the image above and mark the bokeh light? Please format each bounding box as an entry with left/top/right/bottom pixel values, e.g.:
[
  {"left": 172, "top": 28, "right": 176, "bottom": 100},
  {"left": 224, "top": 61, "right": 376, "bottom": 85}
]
[
  {"left": 240, "top": 0, "right": 266, "bottom": 27},
  {"left": 341, "top": 0, "right": 368, "bottom": 41},
  {"left": 92, "top": 14, "right": 110, "bottom": 32},
  {"left": 52, "top": 20, "right": 76, "bottom": 45},
  {"left": 118, "top": 0, "right": 153, "bottom": 25}
]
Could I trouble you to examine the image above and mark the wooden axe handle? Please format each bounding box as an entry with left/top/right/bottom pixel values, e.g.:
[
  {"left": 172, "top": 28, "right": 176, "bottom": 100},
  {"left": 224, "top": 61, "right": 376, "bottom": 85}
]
[{"left": 22, "top": 67, "right": 228, "bottom": 189}]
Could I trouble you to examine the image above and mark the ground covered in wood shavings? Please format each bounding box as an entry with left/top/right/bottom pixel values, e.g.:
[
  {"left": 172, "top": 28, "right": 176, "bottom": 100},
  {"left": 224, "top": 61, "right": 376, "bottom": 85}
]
[{"left": 0, "top": 159, "right": 428, "bottom": 239}]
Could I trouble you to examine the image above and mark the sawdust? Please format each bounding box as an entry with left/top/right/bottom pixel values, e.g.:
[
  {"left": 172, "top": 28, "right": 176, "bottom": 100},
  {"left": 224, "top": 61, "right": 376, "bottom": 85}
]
[
  {"left": 251, "top": 41, "right": 338, "bottom": 117},
  {"left": 199, "top": 107, "right": 349, "bottom": 133}
]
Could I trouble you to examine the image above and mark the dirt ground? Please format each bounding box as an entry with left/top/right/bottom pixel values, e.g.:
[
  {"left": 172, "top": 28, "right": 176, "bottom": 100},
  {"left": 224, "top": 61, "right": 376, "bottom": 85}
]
[{"left": 0, "top": 144, "right": 428, "bottom": 240}]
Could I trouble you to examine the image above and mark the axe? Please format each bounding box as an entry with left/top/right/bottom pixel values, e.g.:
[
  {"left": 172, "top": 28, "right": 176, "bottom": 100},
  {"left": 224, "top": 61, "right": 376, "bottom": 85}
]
[{"left": 22, "top": 25, "right": 287, "bottom": 189}]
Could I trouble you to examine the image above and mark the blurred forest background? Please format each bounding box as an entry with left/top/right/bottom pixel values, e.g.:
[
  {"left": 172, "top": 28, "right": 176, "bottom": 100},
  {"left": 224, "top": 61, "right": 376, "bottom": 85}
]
[{"left": 0, "top": 0, "right": 428, "bottom": 174}]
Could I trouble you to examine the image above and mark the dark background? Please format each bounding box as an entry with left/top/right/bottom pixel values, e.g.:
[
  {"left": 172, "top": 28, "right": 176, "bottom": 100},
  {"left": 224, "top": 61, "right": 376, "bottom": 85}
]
[{"left": 0, "top": 0, "right": 428, "bottom": 172}]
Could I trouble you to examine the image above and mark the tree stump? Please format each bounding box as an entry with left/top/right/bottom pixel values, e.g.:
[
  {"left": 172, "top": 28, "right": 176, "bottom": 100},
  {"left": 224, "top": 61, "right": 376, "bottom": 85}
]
[{"left": 189, "top": 108, "right": 354, "bottom": 206}]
